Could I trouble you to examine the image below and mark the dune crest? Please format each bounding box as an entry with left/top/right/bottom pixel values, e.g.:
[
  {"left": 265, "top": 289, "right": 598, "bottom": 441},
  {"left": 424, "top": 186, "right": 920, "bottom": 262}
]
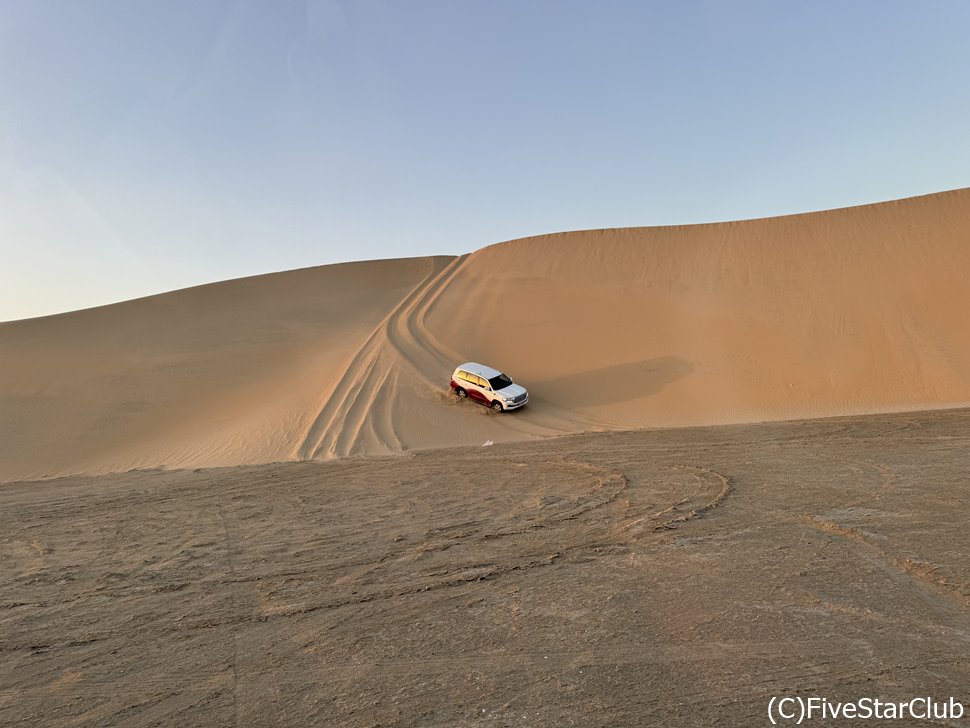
[{"left": 2, "top": 189, "right": 970, "bottom": 481}]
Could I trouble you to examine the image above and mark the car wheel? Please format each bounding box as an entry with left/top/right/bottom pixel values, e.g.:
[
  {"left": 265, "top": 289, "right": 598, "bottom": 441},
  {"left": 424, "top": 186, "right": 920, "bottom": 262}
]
[
  {"left": 491, "top": 400, "right": 503, "bottom": 412},
  {"left": 456, "top": 388, "right": 467, "bottom": 398}
]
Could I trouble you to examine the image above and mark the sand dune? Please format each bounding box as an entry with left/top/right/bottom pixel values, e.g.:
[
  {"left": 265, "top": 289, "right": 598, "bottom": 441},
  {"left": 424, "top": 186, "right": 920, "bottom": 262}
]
[
  {"left": 0, "top": 257, "right": 452, "bottom": 480},
  {"left": 2, "top": 189, "right": 970, "bottom": 481},
  {"left": 432, "top": 188, "right": 970, "bottom": 429}
]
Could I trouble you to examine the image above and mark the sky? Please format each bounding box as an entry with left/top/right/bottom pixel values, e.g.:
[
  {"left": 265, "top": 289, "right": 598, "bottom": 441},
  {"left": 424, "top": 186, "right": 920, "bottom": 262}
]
[{"left": 1, "top": 1, "right": 969, "bottom": 321}]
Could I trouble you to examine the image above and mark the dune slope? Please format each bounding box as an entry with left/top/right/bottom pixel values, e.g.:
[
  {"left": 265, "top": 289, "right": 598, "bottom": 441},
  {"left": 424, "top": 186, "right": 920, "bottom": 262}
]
[
  {"left": 0, "top": 257, "right": 453, "bottom": 480},
  {"left": 2, "top": 189, "right": 969, "bottom": 480},
  {"left": 429, "top": 188, "right": 970, "bottom": 430}
]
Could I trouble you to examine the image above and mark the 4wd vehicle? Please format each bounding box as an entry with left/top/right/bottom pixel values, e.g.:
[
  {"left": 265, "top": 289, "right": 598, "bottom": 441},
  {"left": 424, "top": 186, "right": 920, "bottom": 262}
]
[{"left": 450, "top": 362, "right": 529, "bottom": 412}]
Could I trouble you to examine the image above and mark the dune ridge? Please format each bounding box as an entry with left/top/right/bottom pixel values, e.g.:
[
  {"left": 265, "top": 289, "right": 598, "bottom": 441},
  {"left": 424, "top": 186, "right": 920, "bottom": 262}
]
[{"left": 2, "top": 188, "right": 970, "bottom": 482}]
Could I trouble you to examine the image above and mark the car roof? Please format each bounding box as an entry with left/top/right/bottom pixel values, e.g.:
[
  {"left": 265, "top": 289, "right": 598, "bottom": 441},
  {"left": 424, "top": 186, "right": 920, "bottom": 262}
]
[{"left": 455, "top": 362, "right": 503, "bottom": 379}]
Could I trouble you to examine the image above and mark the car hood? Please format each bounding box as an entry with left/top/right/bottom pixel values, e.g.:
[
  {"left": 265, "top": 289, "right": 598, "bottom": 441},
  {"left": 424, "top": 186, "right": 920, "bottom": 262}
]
[{"left": 496, "top": 383, "right": 527, "bottom": 398}]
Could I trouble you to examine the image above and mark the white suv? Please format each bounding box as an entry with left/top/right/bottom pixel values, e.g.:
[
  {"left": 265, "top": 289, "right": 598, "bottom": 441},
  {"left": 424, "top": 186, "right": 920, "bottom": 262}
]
[{"left": 450, "top": 362, "right": 529, "bottom": 412}]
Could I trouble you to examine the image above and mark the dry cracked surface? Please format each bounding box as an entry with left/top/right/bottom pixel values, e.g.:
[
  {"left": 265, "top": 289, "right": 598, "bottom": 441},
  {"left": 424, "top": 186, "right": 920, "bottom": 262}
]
[{"left": 2, "top": 408, "right": 970, "bottom": 726}]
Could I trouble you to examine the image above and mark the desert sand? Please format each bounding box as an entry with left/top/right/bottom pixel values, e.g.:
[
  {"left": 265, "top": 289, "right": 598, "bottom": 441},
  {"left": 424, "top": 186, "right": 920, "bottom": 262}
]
[
  {"left": 3, "top": 189, "right": 970, "bottom": 726},
  {"left": 2, "top": 188, "right": 969, "bottom": 482},
  {"left": 2, "top": 409, "right": 970, "bottom": 726}
]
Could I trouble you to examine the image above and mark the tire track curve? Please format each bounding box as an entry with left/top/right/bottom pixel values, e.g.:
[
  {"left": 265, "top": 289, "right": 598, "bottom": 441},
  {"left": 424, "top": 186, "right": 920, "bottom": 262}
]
[
  {"left": 296, "top": 257, "right": 455, "bottom": 460},
  {"left": 297, "top": 255, "right": 615, "bottom": 460}
]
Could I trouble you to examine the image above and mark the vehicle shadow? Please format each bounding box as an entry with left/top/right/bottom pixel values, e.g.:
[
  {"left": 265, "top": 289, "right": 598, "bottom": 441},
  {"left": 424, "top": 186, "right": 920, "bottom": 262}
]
[{"left": 531, "top": 356, "right": 693, "bottom": 408}]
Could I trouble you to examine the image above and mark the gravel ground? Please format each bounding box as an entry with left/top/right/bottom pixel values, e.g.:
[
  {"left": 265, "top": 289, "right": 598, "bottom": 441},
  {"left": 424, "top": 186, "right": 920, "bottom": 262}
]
[{"left": 3, "top": 408, "right": 970, "bottom": 727}]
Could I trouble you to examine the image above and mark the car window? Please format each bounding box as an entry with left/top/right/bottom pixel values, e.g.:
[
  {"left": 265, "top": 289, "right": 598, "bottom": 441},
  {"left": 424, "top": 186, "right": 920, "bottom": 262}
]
[
  {"left": 476, "top": 376, "right": 488, "bottom": 388},
  {"left": 458, "top": 371, "right": 471, "bottom": 382},
  {"left": 488, "top": 374, "right": 513, "bottom": 390}
]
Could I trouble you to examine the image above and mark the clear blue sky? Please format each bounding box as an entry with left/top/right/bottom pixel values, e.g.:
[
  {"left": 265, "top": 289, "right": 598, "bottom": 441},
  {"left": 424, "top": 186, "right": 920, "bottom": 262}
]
[{"left": 2, "top": 1, "right": 969, "bottom": 321}]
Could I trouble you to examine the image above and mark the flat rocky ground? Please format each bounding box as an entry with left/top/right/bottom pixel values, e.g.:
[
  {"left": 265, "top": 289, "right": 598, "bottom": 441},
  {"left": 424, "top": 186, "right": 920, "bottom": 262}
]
[{"left": 3, "top": 408, "right": 970, "bottom": 727}]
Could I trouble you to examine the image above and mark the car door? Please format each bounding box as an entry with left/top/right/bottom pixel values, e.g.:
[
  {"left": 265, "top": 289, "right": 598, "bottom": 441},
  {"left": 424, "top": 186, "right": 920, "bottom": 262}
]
[
  {"left": 477, "top": 375, "right": 495, "bottom": 404},
  {"left": 468, "top": 374, "right": 485, "bottom": 402},
  {"left": 457, "top": 371, "right": 482, "bottom": 402},
  {"left": 468, "top": 374, "right": 489, "bottom": 403}
]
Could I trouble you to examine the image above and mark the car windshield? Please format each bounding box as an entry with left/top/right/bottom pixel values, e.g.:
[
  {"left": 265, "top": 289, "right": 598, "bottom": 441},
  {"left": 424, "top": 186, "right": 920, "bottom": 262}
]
[{"left": 488, "top": 374, "right": 513, "bottom": 390}]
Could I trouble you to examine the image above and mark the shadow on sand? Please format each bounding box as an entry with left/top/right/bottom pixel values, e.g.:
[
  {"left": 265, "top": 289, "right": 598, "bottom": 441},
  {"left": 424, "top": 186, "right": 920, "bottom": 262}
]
[{"left": 532, "top": 356, "right": 693, "bottom": 408}]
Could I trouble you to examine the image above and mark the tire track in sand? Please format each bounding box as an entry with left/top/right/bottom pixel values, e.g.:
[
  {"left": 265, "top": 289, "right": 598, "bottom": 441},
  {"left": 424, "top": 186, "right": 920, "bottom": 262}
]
[
  {"left": 298, "top": 256, "right": 612, "bottom": 460},
  {"left": 383, "top": 256, "right": 614, "bottom": 437},
  {"left": 295, "top": 257, "right": 456, "bottom": 460}
]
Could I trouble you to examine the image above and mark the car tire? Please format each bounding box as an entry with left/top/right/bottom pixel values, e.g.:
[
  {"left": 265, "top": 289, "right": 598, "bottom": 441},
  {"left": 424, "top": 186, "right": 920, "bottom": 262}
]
[
  {"left": 491, "top": 400, "right": 503, "bottom": 412},
  {"left": 456, "top": 388, "right": 467, "bottom": 398}
]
